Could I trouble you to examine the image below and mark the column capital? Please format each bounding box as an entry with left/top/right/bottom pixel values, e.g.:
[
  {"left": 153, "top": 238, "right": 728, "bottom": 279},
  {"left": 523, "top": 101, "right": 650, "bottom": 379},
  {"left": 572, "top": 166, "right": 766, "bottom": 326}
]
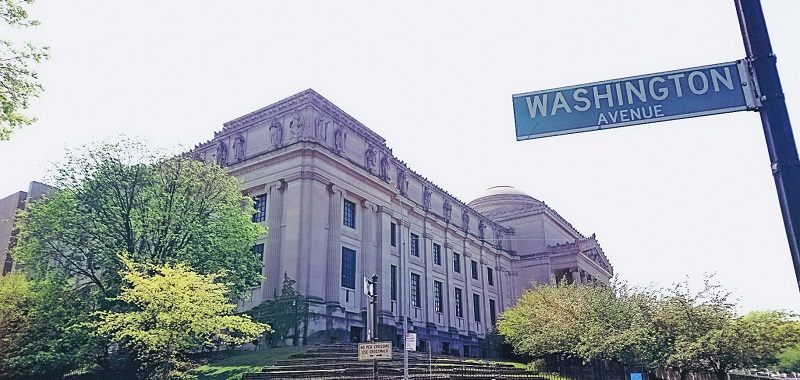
[
  {"left": 361, "top": 199, "right": 376, "bottom": 211},
  {"left": 328, "top": 183, "right": 343, "bottom": 196},
  {"left": 265, "top": 178, "right": 287, "bottom": 192}
]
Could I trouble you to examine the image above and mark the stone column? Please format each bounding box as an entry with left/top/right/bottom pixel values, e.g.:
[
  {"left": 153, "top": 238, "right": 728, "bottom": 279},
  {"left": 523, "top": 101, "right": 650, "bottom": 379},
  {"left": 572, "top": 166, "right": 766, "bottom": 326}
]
[
  {"left": 264, "top": 179, "right": 286, "bottom": 301},
  {"left": 569, "top": 267, "right": 579, "bottom": 285},
  {"left": 326, "top": 184, "right": 344, "bottom": 304}
]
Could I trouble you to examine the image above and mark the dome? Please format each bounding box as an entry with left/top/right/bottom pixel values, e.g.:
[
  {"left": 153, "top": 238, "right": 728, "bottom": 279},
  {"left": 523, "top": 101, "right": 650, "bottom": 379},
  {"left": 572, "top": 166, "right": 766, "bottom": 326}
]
[{"left": 468, "top": 186, "right": 540, "bottom": 216}]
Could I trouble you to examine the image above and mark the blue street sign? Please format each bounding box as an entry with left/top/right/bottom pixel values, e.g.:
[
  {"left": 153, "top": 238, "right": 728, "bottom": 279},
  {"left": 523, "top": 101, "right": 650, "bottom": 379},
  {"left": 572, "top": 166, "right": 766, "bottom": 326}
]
[{"left": 513, "top": 60, "right": 759, "bottom": 140}]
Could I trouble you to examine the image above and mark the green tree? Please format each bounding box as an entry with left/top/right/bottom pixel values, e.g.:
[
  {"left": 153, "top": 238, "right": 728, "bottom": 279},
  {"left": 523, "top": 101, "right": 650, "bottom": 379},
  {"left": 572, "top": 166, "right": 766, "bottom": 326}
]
[
  {"left": 94, "top": 257, "right": 269, "bottom": 380},
  {"left": 0, "top": 272, "right": 31, "bottom": 376},
  {"left": 247, "top": 273, "right": 310, "bottom": 347},
  {"left": 1, "top": 0, "right": 49, "bottom": 140},
  {"left": 498, "top": 281, "right": 654, "bottom": 364},
  {"left": 2, "top": 275, "right": 98, "bottom": 380},
  {"left": 15, "top": 138, "right": 265, "bottom": 298}
]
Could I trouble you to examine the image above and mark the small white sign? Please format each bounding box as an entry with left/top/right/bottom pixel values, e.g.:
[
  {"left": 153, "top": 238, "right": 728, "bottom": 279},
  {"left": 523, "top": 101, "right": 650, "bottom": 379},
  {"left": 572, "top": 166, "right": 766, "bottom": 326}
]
[
  {"left": 364, "top": 277, "right": 370, "bottom": 296},
  {"left": 405, "top": 333, "right": 417, "bottom": 351},
  {"left": 358, "top": 341, "right": 393, "bottom": 361}
]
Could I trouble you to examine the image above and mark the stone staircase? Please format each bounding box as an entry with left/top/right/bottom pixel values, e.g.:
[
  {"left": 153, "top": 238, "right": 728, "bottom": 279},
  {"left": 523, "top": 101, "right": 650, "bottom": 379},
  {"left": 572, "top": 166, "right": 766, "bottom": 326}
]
[{"left": 242, "top": 343, "right": 545, "bottom": 379}]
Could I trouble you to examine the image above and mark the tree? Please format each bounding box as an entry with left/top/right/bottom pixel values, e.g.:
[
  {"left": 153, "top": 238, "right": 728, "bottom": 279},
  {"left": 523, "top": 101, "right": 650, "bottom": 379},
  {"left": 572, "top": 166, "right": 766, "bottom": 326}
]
[
  {"left": 1, "top": 275, "right": 98, "bottom": 380},
  {"left": 14, "top": 138, "right": 265, "bottom": 298},
  {"left": 246, "top": 273, "right": 310, "bottom": 347},
  {"left": 1, "top": 0, "right": 49, "bottom": 140},
  {"left": 94, "top": 257, "right": 269, "bottom": 380},
  {"left": 0, "top": 272, "right": 31, "bottom": 376},
  {"left": 498, "top": 281, "right": 656, "bottom": 365}
]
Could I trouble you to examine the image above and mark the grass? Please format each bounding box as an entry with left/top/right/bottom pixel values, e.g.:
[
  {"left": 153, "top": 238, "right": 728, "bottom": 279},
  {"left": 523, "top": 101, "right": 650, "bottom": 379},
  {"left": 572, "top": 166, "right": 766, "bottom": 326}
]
[{"left": 191, "top": 346, "right": 307, "bottom": 380}]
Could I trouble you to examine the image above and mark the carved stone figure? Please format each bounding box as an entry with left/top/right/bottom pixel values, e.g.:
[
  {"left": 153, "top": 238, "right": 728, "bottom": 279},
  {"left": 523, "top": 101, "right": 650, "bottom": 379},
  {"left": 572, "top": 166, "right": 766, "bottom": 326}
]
[
  {"left": 216, "top": 141, "right": 228, "bottom": 165},
  {"left": 380, "top": 154, "right": 389, "bottom": 181},
  {"left": 334, "top": 126, "right": 347, "bottom": 153},
  {"left": 423, "top": 187, "right": 432, "bottom": 211},
  {"left": 270, "top": 119, "right": 283, "bottom": 148},
  {"left": 365, "top": 145, "right": 377, "bottom": 173},
  {"left": 478, "top": 220, "right": 486, "bottom": 239},
  {"left": 496, "top": 229, "right": 503, "bottom": 250},
  {"left": 233, "top": 133, "right": 245, "bottom": 161},
  {"left": 396, "top": 168, "right": 407, "bottom": 195},
  {"left": 443, "top": 199, "right": 452, "bottom": 222},
  {"left": 461, "top": 207, "right": 470, "bottom": 231},
  {"left": 289, "top": 112, "right": 304, "bottom": 140},
  {"left": 315, "top": 117, "right": 327, "bottom": 142}
]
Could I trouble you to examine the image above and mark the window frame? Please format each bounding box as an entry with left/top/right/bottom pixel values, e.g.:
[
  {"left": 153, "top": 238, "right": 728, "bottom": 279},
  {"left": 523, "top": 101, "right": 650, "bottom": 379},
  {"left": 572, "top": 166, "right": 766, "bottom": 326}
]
[
  {"left": 433, "top": 243, "right": 441, "bottom": 265},
  {"left": 341, "top": 247, "right": 356, "bottom": 289},
  {"left": 471, "top": 260, "right": 479, "bottom": 280},
  {"left": 343, "top": 199, "right": 356, "bottom": 229},
  {"left": 390, "top": 265, "right": 397, "bottom": 301},
  {"left": 390, "top": 222, "right": 397, "bottom": 247},
  {"left": 453, "top": 252, "right": 461, "bottom": 273},
  {"left": 252, "top": 194, "right": 267, "bottom": 223},
  {"left": 434, "top": 280, "right": 443, "bottom": 313},
  {"left": 410, "top": 233, "right": 420, "bottom": 257},
  {"left": 487, "top": 267, "right": 494, "bottom": 286},
  {"left": 455, "top": 287, "right": 463, "bottom": 318},
  {"left": 473, "top": 293, "right": 481, "bottom": 323},
  {"left": 410, "top": 272, "right": 421, "bottom": 308}
]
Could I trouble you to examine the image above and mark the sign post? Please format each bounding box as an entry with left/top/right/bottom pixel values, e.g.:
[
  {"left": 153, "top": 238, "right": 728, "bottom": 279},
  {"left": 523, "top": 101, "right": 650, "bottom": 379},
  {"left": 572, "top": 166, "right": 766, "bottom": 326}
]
[{"left": 734, "top": 0, "right": 800, "bottom": 291}]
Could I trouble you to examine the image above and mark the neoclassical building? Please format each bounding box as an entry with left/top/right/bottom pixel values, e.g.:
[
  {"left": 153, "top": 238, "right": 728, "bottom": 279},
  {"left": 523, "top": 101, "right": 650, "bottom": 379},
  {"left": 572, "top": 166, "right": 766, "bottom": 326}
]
[{"left": 191, "top": 89, "right": 613, "bottom": 357}]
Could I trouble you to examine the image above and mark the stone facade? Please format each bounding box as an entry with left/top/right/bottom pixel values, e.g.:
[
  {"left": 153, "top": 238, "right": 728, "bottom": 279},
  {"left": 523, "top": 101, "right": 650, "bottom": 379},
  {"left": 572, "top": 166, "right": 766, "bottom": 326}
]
[{"left": 189, "top": 89, "right": 614, "bottom": 357}]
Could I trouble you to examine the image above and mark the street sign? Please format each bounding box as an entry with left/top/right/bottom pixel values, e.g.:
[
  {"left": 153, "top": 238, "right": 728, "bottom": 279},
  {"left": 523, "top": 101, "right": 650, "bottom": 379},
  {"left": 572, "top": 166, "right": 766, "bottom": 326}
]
[
  {"left": 405, "top": 333, "right": 417, "bottom": 351},
  {"left": 513, "top": 60, "right": 759, "bottom": 140},
  {"left": 358, "top": 341, "right": 393, "bottom": 361},
  {"left": 364, "top": 276, "right": 371, "bottom": 296}
]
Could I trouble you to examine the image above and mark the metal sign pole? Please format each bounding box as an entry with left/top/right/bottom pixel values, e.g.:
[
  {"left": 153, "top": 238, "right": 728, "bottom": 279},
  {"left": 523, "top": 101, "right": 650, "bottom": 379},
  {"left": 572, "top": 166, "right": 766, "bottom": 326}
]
[
  {"left": 372, "top": 274, "right": 378, "bottom": 380},
  {"left": 735, "top": 0, "right": 800, "bottom": 291}
]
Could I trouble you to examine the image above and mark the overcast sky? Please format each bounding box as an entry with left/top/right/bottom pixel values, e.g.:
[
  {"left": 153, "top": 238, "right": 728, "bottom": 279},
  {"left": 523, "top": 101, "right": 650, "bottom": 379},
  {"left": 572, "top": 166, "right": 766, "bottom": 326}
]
[{"left": 2, "top": 1, "right": 799, "bottom": 313}]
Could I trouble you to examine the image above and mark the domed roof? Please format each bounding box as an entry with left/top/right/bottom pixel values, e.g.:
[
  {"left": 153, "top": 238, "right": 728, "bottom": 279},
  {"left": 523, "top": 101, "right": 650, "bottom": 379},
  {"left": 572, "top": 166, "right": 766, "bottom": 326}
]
[{"left": 468, "top": 186, "right": 540, "bottom": 216}]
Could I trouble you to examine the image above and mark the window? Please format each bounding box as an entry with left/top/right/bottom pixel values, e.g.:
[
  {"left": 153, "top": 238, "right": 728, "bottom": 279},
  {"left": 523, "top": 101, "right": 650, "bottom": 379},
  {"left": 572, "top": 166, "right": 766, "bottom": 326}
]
[
  {"left": 455, "top": 287, "right": 463, "bottom": 318},
  {"left": 411, "top": 273, "right": 421, "bottom": 307},
  {"left": 390, "top": 265, "right": 397, "bottom": 301},
  {"left": 410, "top": 233, "right": 419, "bottom": 257},
  {"left": 341, "top": 247, "right": 356, "bottom": 289},
  {"left": 453, "top": 252, "right": 461, "bottom": 273},
  {"left": 489, "top": 299, "right": 497, "bottom": 325},
  {"left": 252, "top": 243, "right": 264, "bottom": 261},
  {"left": 252, "top": 194, "right": 267, "bottom": 222},
  {"left": 434, "top": 281, "right": 443, "bottom": 313},
  {"left": 433, "top": 243, "right": 441, "bottom": 265},
  {"left": 250, "top": 244, "right": 264, "bottom": 286},
  {"left": 390, "top": 222, "right": 397, "bottom": 247},
  {"left": 487, "top": 268, "right": 494, "bottom": 286},
  {"left": 471, "top": 260, "right": 478, "bottom": 280},
  {"left": 473, "top": 294, "right": 481, "bottom": 323},
  {"left": 343, "top": 200, "right": 356, "bottom": 228}
]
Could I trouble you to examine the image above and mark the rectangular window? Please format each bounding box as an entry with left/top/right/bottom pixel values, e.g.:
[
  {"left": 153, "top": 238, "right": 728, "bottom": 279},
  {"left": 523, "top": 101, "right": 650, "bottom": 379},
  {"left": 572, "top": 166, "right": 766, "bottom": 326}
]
[
  {"left": 471, "top": 260, "right": 479, "bottom": 280},
  {"left": 487, "top": 267, "right": 494, "bottom": 286},
  {"left": 434, "top": 280, "right": 443, "bottom": 313},
  {"left": 252, "top": 194, "right": 267, "bottom": 222},
  {"left": 433, "top": 243, "right": 441, "bottom": 265},
  {"left": 390, "top": 222, "right": 397, "bottom": 247},
  {"left": 455, "top": 287, "right": 463, "bottom": 318},
  {"left": 453, "top": 252, "right": 461, "bottom": 273},
  {"left": 390, "top": 265, "right": 397, "bottom": 301},
  {"left": 489, "top": 299, "right": 497, "bottom": 325},
  {"left": 250, "top": 244, "right": 265, "bottom": 286},
  {"left": 410, "top": 233, "right": 419, "bottom": 257},
  {"left": 473, "top": 294, "right": 481, "bottom": 323},
  {"left": 411, "top": 273, "right": 421, "bottom": 308},
  {"left": 343, "top": 199, "right": 356, "bottom": 228},
  {"left": 341, "top": 247, "right": 356, "bottom": 289}
]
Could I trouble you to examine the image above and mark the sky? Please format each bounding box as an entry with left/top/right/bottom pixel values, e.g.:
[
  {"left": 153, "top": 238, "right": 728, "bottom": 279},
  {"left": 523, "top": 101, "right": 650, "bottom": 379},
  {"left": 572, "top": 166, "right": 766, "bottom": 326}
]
[{"left": 1, "top": 1, "right": 799, "bottom": 313}]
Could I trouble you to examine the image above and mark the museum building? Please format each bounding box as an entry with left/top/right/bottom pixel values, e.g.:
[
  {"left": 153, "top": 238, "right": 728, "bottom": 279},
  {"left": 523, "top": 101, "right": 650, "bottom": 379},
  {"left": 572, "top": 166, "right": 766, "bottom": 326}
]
[{"left": 191, "top": 89, "right": 614, "bottom": 356}]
